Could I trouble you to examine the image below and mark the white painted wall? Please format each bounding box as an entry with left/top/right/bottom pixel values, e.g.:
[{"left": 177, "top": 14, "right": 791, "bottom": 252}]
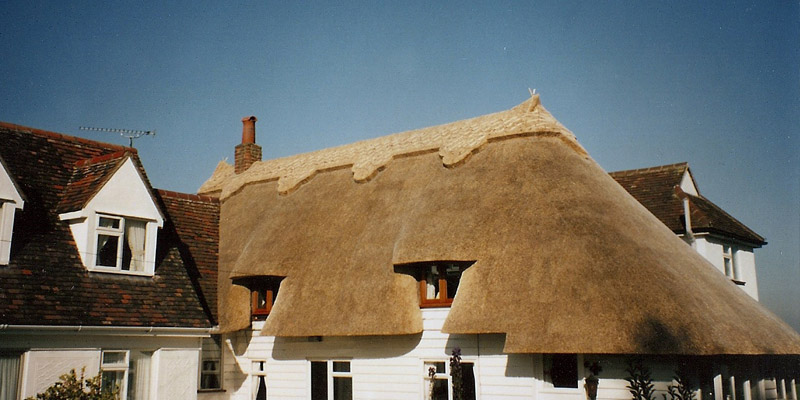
[
  {"left": 694, "top": 235, "right": 759, "bottom": 300},
  {"left": 0, "top": 160, "right": 24, "bottom": 205},
  {"left": 20, "top": 349, "right": 102, "bottom": 398},
  {"left": 1, "top": 330, "right": 203, "bottom": 400},
  {"left": 0, "top": 160, "right": 23, "bottom": 265},
  {"left": 679, "top": 170, "right": 699, "bottom": 196},
  {"left": 154, "top": 349, "right": 201, "bottom": 399}
]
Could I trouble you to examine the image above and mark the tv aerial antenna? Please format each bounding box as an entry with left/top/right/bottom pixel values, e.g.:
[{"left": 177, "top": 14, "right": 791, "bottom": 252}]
[{"left": 79, "top": 126, "right": 156, "bottom": 147}]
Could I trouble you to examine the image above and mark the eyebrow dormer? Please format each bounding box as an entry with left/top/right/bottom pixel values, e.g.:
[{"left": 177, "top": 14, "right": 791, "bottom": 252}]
[{"left": 395, "top": 261, "right": 475, "bottom": 308}]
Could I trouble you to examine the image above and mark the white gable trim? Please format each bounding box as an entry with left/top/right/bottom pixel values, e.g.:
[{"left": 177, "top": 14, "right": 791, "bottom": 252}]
[
  {"left": 59, "top": 157, "right": 164, "bottom": 275},
  {"left": 0, "top": 158, "right": 24, "bottom": 265}
]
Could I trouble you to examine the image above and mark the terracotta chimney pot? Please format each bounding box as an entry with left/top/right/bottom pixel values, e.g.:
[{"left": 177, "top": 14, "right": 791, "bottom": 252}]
[
  {"left": 242, "top": 116, "right": 257, "bottom": 144},
  {"left": 235, "top": 116, "right": 262, "bottom": 174}
]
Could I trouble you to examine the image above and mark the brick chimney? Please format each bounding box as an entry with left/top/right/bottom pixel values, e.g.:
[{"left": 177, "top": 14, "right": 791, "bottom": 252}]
[{"left": 235, "top": 116, "right": 261, "bottom": 174}]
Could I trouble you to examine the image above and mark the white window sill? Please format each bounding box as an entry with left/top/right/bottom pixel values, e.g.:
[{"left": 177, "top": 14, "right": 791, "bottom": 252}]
[{"left": 88, "top": 267, "right": 153, "bottom": 277}]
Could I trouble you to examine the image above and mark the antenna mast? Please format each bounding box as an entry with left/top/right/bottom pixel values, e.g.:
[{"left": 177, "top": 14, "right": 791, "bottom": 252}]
[{"left": 79, "top": 126, "right": 156, "bottom": 147}]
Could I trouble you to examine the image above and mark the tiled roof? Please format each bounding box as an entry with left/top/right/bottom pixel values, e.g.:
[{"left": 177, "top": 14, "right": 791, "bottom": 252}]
[
  {"left": 56, "top": 151, "right": 129, "bottom": 213},
  {"left": 0, "top": 122, "right": 215, "bottom": 328},
  {"left": 156, "top": 190, "right": 219, "bottom": 324},
  {"left": 610, "top": 163, "right": 765, "bottom": 246}
]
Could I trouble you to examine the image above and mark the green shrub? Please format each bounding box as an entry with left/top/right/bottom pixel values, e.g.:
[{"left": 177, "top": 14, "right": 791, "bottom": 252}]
[
  {"left": 25, "top": 367, "right": 118, "bottom": 400},
  {"left": 626, "top": 358, "right": 656, "bottom": 400},
  {"left": 663, "top": 371, "right": 697, "bottom": 400}
]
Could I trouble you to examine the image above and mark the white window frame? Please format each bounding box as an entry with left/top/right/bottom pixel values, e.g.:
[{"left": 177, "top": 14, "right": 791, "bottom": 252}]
[
  {"left": 422, "top": 359, "right": 478, "bottom": 400},
  {"left": 199, "top": 335, "right": 223, "bottom": 391},
  {"left": 100, "top": 350, "right": 130, "bottom": 400},
  {"left": 722, "top": 244, "right": 739, "bottom": 281},
  {"left": 310, "top": 360, "right": 352, "bottom": 400},
  {"left": 95, "top": 214, "right": 124, "bottom": 269},
  {"left": 86, "top": 212, "right": 156, "bottom": 276}
]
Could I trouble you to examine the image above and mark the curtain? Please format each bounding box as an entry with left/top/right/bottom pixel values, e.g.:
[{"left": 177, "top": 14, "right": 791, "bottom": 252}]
[
  {"left": 126, "top": 220, "right": 147, "bottom": 272},
  {"left": 0, "top": 355, "right": 20, "bottom": 400},
  {"left": 426, "top": 274, "right": 437, "bottom": 299},
  {"left": 127, "top": 351, "right": 151, "bottom": 400}
]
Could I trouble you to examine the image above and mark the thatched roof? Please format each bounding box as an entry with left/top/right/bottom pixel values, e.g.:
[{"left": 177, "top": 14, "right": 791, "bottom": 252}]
[{"left": 201, "top": 96, "right": 800, "bottom": 355}]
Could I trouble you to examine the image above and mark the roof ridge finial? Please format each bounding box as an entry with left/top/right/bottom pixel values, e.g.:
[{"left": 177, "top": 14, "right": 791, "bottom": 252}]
[{"left": 525, "top": 88, "right": 541, "bottom": 112}]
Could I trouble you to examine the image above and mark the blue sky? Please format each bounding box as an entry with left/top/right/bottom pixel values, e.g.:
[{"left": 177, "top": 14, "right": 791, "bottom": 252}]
[{"left": 2, "top": 1, "right": 798, "bottom": 331}]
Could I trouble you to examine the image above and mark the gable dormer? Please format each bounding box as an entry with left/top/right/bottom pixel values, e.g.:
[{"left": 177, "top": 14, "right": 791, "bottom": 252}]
[
  {"left": 0, "top": 156, "right": 24, "bottom": 265},
  {"left": 58, "top": 154, "right": 164, "bottom": 276}
]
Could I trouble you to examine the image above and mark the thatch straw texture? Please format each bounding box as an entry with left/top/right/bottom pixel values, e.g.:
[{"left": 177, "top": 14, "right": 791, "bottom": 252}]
[
  {"left": 207, "top": 97, "right": 800, "bottom": 355},
  {"left": 199, "top": 95, "right": 583, "bottom": 198}
]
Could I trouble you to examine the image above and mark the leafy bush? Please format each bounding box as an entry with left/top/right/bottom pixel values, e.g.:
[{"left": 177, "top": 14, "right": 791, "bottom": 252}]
[
  {"left": 626, "top": 358, "right": 656, "bottom": 400},
  {"left": 450, "top": 347, "right": 463, "bottom": 400},
  {"left": 25, "top": 367, "right": 118, "bottom": 400},
  {"left": 663, "top": 371, "right": 697, "bottom": 400}
]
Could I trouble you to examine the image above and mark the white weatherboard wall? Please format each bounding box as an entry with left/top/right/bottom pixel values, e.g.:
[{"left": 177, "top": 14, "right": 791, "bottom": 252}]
[
  {"left": 218, "top": 309, "right": 684, "bottom": 400},
  {"left": 2, "top": 331, "right": 203, "bottom": 400}
]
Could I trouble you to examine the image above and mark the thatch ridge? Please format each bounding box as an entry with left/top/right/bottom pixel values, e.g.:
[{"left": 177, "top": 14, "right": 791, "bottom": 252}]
[{"left": 199, "top": 95, "right": 584, "bottom": 198}]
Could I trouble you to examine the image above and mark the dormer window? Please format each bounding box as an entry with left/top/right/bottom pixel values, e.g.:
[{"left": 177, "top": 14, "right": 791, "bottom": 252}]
[
  {"left": 0, "top": 158, "right": 24, "bottom": 266},
  {"left": 232, "top": 276, "right": 284, "bottom": 320},
  {"left": 0, "top": 200, "right": 22, "bottom": 265},
  {"left": 95, "top": 214, "right": 148, "bottom": 272},
  {"left": 394, "top": 261, "right": 474, "bottom": 307},
  {"left": 57, "top": 156, "right": 164, "bottom": 276},
  {"left": 251, "top": 285, "right": 279, "bottom": 319}
]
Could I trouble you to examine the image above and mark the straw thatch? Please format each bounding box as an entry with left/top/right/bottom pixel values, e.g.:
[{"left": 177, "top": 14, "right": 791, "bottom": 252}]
[{"left": 203, "top": 96, "right": 800, "bottom": 355}]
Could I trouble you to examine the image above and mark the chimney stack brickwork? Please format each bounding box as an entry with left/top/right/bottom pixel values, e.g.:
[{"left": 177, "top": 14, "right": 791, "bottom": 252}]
[{"left": 235, "top": 116, "right": 261, "bottom": 174}]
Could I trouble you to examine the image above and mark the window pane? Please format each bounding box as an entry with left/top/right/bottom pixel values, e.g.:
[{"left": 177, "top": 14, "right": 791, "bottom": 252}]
[
  {"left": 425, "top": 266, "right": 441, "bottom": 299},
  {"left": 549, "top": 354, "right": 578, "bottom": 388},
  {"left": 124, "top": 219, "right": 147, "bottom": 272},
  {"left": 255, "top": 376, "right": 267, "bottom": 400},
  {"left": 201, "top": 371, "right": 219, "bottom": 390},
  {"left": 201, "top": 336, "right": 222, "bottom": 390},
  {"left": 256, "top": 290, "right": 268, "bottom": 309},
  {"left": 99, "top": 217, "right": 120, "bottom": 229},
  {"left": 311, "top": 362, "right": 327, "bottom": 400},
  {"left": 424, "top": 361, "right": 446, "bottom": 374},
  {"left": 332, "top": 361, "right": 350, "bottom": 373},
  {"left": 97, "top": 235, "right": 119, "bottom": 267},
  {"left": 102, "top": 351, "right": 126, "bottom": 366},
  {"left": 462, "top": 362, "right": 476, "bottom": 400},
  {"left": 333, "top": 376, "right": 352, "bottom": 400},
  {"left": 121, "top": 236, "right": 133, "bottom": 271},
  {"left": 431, "top": 379, "right": 448, "bottom": 400},
  {"left": 101, "top": 370, "right": 124, "bottom": 396},
  {"left": 445, "top": 264, "right": 462, "bottom": 299},
  {"left": 127, "top": 351, "right": 151, "bottom": 400},
  {"left": 0, "top": 354, "right": 21, "bottom": 400}
]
